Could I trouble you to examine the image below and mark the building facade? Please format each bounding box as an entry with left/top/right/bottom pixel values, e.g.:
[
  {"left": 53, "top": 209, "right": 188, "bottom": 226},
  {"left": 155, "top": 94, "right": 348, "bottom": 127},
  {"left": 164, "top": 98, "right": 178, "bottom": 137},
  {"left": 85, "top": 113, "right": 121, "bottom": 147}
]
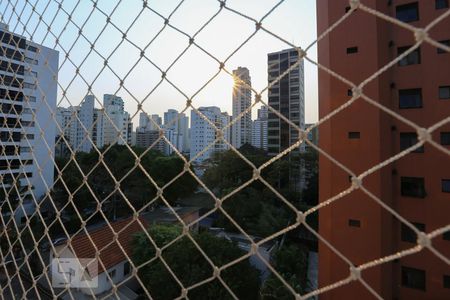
[
  {"left": 232, "top": 67, "right": 252, "bottom": 149},
  {"left": 251, "top": 106, "right": 268, "bottom": 151},
  {"left": 163, "top": 109, "right": 189, "bottom": 154},
  {"left": 56, "top": 95, "right": 105, "bottom": 154},
  {"left": 190, "top": 106, "right": 230, "bottom": 163},
  {"left": 267, "top": 48, "right": 305, "bottom": 191},
  {"left": 0, "top": 23, "right": 58, "bottom": 221},
  {"left": 102, "top": 94, "right": 131, "bottom": 146},
  {"left": 317, "top": 1, "right": 450, "bottom": 299}
]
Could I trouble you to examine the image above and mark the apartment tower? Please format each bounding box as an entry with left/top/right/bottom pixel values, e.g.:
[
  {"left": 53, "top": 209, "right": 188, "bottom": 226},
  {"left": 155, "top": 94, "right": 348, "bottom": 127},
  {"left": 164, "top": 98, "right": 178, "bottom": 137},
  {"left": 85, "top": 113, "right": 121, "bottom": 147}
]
[
  {"left": 232, "top": 67, "right": 252, "bottom": 149},
  {"left": 267, "top": 48, "right": 305, "bottom": 191},
  {"left": 317, "top": 1, "right": 450, "bottom": 299},
  {"left": 0, "top": 23, "right": 58, "bottom": 222}
]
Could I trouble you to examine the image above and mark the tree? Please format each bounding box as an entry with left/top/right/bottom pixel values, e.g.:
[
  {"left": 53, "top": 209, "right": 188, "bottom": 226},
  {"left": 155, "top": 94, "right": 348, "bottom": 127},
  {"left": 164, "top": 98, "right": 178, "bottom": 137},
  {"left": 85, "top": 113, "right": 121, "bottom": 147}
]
[
  {"left": 261, "top": 244, "right": 310, "bottom": 299},
  {"left": 132, "top": 224, "right": 260, "bottom": 300},
  {"left": 50, "top": 145, "right": 198, "bottom": 223}
]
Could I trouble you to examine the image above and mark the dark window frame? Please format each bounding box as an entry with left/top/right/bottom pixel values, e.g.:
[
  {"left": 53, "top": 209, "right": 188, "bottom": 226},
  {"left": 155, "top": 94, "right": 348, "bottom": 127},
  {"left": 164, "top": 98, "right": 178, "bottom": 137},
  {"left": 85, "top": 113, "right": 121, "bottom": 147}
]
[
  {"left": 441, "top": 132, "right": 450, "bottom": 145},
  {"left": 402, "top": 266, "right": 426, "bottom": 290},
  {"left": 396, "top": 2, "right": 419, "bottom": 23},
  {"left": 401, "top": 177, "right": 426, "bottom": 198},
  {"left": 400, "top": 132, "right": 424, "bottom": 153},
  {"left": 436, "top": 0, "right": 449, "bottom": 9},
  {"left": 439, "top": 86, "right": 450, "bottom": 99},
  {"left": 437, "top": 40, "right": 450, "bottom": 54},
  {"left": 401, "top": 222, "right": 425, "bottom": 243},
  {"left": 399, "top": 88, "right": 422, "bottom": 109},
  {"left": 348, "top": 132, "right": 360, "bottom": 139},
  {"left": 348, "top": 219, "right": 361, "bottom": 227},
  {"left": 347, "top": 46, "right": 358, "bottom": 54},
  {"left": 397, "top": 46, "right": 421, "bottom": 66},
  {"left": 442, "top": 179, "right": 450, "bottom": 193}
]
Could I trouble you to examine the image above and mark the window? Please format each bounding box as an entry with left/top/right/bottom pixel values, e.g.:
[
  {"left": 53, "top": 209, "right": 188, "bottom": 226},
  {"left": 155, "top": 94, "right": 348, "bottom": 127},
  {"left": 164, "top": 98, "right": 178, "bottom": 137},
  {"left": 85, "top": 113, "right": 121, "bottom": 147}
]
[
  {"left": 397, "top": 46, "right": 421, "bottom": 66},
  {"left": 444, "top": 231, "right": 450, "bottom": 241},
  {"left": 402, "top": 266, "right": 426, "bottom": 290},
  {"left": 436, "top": 0, "right": 449, "bottom": 9},
  {"left": 347, "top": 47, "right": 358, "bottom": 54},
  {"left": 396, "top": 3, "right": 419, "bottom": 23},
  {"left": 401, "top": 222, "right": 425, "bottom": 243},
  {"left": 442, "top": 179, "right": 450, "bottom": 193},
  {"left": 439, "top": 86, "right": 450, "bottom": 99},
  {"left": 444, "top": 275, "right": 450, "bottom": 289},
  {"left": 441, "top": 132, "right": 450, "bottom": 145},
  {"left": 349, "top": 219, "right": 361, "bottom": 227},
  {"left": 124, "top": 261, "right": 131, "bottom": 276},
  {"left": 23, "top": 83, "right": 35, "bottom": 89},
  {"left": 347, "top": 89, "right": 353, "bottom": 96},
  {"left": 345, "top": 6, "right": 351, "bottom": 13},
  {"left": 401, "top": 177, "right": 426, "bottom": 198},
  {"left": 400, "top": 132, "right": 423, "bottom": 152},
  {"left": 437, "top": 40, "right": 450, "bottom": 54},
  {"left": 348, "top": 132, "right": 360, "bottom": 139},
  {"left": 24, "top": 57, "right": 38, "bottom": 65},
  {"left": 399, "top": 88, "right": 422, "bottom": 108},
  {"left": 108, "top": 269, "right": 116, "bottom": 279}
]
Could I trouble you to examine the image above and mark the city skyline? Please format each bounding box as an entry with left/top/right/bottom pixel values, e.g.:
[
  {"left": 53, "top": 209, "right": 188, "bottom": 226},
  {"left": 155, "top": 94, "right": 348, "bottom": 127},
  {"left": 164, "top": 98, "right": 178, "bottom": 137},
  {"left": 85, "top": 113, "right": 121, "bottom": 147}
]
[{"left": 3, "top": 0, "right": 318, "bottom": 125}]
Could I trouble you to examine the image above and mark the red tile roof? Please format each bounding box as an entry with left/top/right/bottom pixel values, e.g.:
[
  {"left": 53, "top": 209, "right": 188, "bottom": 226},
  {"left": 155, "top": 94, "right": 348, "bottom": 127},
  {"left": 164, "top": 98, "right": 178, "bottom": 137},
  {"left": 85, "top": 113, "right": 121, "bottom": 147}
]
[{"left": 68, "top": 217, "right": 148, "bottom": 277}]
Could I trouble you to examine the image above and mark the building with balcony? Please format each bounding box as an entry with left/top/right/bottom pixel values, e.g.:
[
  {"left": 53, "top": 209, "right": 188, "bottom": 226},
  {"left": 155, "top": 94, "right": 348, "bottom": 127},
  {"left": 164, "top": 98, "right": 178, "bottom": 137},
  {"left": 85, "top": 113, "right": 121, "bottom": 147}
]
[
  {"left": 0, "top": 22, "right": 58, "bottom": 223},
  {"left": 190, "top": 106, "right": 230, "bottom": 163}
]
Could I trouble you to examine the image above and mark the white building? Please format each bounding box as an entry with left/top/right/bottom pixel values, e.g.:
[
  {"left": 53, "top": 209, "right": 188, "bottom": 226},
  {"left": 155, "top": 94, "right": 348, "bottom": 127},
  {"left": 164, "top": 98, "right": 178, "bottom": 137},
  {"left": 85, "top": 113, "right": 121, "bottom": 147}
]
[
  {"left": 138, "top": 112, "right": 161, "bottom": 131},
  {"left": 231, "top": 67, "right": 252, "bottom": 149},
  {"left": 56, "top": 95, "right": 104, "bottom": 154},
  {"left": 163, "top": 109, "right": 189, "bottom": 155},
  {"left": 0, "top": 23, "right": 58, "bottom": 223},
  {"left": 102, "top": 94, "right": 131, "bottom": 146},
  {"left": 50, "top": 217, "right": 145, "bottom": 299},
  {"left": 251, "top": 106, "right": 268, "bottom": 151},
  {"left": 190, "top": 106, "right": 230, "bottom": 163}
]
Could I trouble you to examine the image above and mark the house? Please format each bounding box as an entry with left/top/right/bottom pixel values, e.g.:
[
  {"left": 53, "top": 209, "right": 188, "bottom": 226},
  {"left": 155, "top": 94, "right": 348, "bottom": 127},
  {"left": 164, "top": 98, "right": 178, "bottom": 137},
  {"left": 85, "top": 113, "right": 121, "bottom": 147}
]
[{"left": 50, "top": 217, "right": 148, "bottom": 299}]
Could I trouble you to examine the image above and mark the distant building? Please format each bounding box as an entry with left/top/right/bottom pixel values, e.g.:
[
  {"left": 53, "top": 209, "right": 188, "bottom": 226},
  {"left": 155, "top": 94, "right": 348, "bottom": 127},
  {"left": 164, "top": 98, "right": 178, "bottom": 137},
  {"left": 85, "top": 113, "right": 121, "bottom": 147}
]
[
  {"left": 102, "top": 94, "right": 131, "bottom": 146},
  {"left": 163, "top": 109, "right": 189, "bottom": 154},
  {"left": 190, "top": 106, "right": 230, "bottom": 163},
  {"left": 267, "top": 48, "right": 305, "bottom": 191},
  {"left": 138, "top": 112, "right": 162, "bottom": 131},
  {"left": 135, "top": 129, "right": 165, "bottom": 153},
  {"left": 232, "top": 67, "right": 252, "bottom": 149},
  {"left": 0, "top": 23, "right": 59, "bottom": 223},
  {"left": 56, "top": 96, "right": 105, "bottom": 154},
  {"left": 251, "top": 106, "right": 268, "bottom": 151}
]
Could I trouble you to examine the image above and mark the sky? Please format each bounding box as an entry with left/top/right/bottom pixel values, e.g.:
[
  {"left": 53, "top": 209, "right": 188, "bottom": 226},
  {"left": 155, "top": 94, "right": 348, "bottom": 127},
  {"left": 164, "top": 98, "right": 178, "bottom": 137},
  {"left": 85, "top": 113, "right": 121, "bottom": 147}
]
[{"left": 2, "top": 0, "right": 318, "bottom": 125}]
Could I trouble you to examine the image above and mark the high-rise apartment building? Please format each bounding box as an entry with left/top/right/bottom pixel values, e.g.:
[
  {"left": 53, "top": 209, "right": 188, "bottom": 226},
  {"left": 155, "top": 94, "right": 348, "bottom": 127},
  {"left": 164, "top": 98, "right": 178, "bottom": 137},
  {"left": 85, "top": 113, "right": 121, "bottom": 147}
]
[
  {"left": 251, "top": 106, "right": 268, "bottom": 151},
  {"left": 190, "top": 106, "right": 230, "bottom": 163},
  {"left": 102, "top": 94, "right": 131, "bottom": 146},
  {"left": 267, "top": 48, "right": 305, "bottom": 191},
  {"left": 163, "top": 109, "right": 189, "bottom": 154},
  {"left": 135, "top": 130, "right": 165, "bottom": 153},
  {"left": 232, "top": 67, "right": 252, "bottom": 149},
  {"left": 56, "top": 95, "right": 104, "bottom": 154},
  {"left": 0, "top": 23, "right": 58, "bottom": 222},
  {"left": 138, "top": 112, "right": 162, "bottom": 131},
  {"left": 317, "top": 1, "right": 450, "bottom": 299}
]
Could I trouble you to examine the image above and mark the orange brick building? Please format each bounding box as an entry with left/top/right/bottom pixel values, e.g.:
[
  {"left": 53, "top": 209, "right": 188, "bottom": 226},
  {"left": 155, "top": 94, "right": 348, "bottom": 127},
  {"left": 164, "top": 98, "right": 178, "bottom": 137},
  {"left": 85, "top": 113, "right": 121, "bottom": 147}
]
[{"left": 317, "top": 1, "right": 450, "bottom": 299}]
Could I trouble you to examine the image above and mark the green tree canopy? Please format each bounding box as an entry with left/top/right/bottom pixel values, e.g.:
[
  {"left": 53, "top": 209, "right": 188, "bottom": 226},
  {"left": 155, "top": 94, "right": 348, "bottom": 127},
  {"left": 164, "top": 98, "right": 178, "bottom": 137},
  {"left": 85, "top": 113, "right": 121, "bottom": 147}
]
[{"left": 132, "top": 224, "right": 260, "bottom": 300}]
